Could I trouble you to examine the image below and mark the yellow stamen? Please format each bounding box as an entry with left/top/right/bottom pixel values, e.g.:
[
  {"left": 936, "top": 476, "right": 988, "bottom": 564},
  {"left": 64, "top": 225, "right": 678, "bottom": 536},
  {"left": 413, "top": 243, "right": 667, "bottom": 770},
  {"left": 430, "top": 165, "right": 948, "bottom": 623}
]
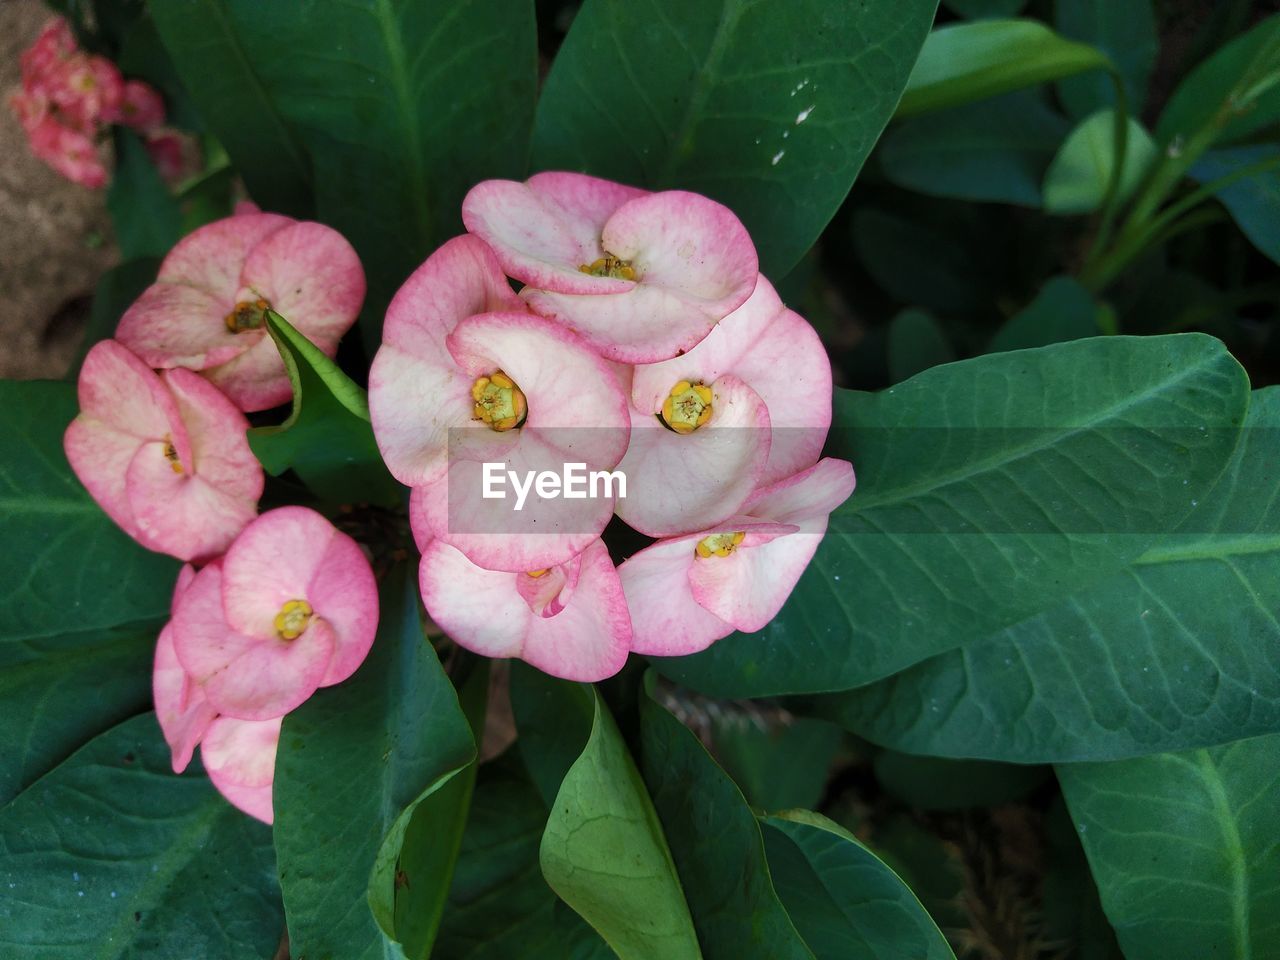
[
  {"left": 162, "top": 435, "right": 184, "bottom": 475},
  {"left": 661, "top": 380, "right": 714, "bottom": 434},
  {"left": 274, "top": 599, "right": 313, "bottom": 640},
  {"left": 224, "top": 298, "right": 271, "bottom": 333},
  {"left": 695, "top": 531, "right": 745, "bottom": 559},
  {"left": 526, "top": 568, "right": 550, "bottom": 578},
  {"left": 471, "top": 370, "right": 527, "bottom": 431},
  {"left": 578, "top": 254, "right": 637, "bottom": 281}
]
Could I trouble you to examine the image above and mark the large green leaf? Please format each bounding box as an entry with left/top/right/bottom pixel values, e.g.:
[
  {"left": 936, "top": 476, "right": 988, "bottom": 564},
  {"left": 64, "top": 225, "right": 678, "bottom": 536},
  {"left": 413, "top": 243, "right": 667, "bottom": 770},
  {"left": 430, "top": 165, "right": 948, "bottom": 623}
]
[
  {"left": 1056, "top": 734, "right": 1280, "bottom": 960},
  {"left": 0, "top": 380, "right": 176, "bottom": 642},
  {"left": 1043, "top": 109, "right": 1157, "bottom": 215},
  {"left": 815, "top": 387, "right": 1280, "bottom": 762},
  {"left": 638, "top": 682, "right": 814, "bottom": 960},
  {"left": 1042, "top": 797, "right": 1124, "bottom": 960},
  {"left": 653, "top": 334, "right": 1249, "bottom": 698},
  {"left": 1156, "top": 14, "right": 1280, "bottom": 148},
  {"left": 435, "top": 755, "right": 614, "bottom": 959},
  {"left": 760, "top": 810, "right": 956, "bottom": 960},
  {"left": 898, "top": 19, "right": 1113, "bottom": 117},
  {"left": 1193, "top": 145, "right": 1280, "bottom": 266},
  {"left": 247, "top": 311, "right": 400, "bottom": 506},
  {"left": 880, "top": 90, "right": 1070, "bottom": 207},
  {"left": 149, "top": 0, "right": 314, "bottom": 216},
  {"left": 533, "top": 0, "right": 938, "bottom": 278},
  {"left": 509, "top": 662, "right": 596, "bottom": 808},
  {"left": 541, "top": 690, "right": 702, "bottom": 960},
  {"left": 0, "top": 713, "right": 283, "bottom": 958},
  {"left": 1055, "top": 0, "right": 1157, "bottom": 118},
  {"left": 988, "top": 275, "right": 1100, "bottom": 353},
  {"left": 106, "top": 128, "right": 182, "bottom": 260},
  {"left": 273, "top": 566, "right": 476, "bottom": 960}
]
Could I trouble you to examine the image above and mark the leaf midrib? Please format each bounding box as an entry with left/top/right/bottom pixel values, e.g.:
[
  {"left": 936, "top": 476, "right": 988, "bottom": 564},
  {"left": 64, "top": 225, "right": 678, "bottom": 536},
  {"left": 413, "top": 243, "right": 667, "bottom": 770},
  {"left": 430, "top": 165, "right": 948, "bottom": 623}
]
[{"left": 1191, "top": 750, "right": 1252, "bottom": 960}]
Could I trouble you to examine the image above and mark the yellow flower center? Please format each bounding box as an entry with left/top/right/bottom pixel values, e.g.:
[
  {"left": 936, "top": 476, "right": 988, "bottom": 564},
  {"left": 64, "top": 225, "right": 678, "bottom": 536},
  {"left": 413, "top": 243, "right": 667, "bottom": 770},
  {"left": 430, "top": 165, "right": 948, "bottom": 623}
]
[
  {"left": 695, "top": 531, "right": 745, "bottom": 559},
  {"left": 225, "top": 298, "right": 271, "bottom": 333},
  {"left": 526, "top": 568, "right": 550, "bottom": 578},
  {"left": 578, "top": 254, "right": 636, "bottom": 281},
  {"left": 274, "top": 599, "right": 313, "bottom": 640},
  {"left": 661, "top": 380, "right": 713, "bottom": 434},
  {"left": 162, "top": 435, "right": 184, "bottom": 475},
  {"left": 471, "top": 370, "right": 527, "bottom": 432}
]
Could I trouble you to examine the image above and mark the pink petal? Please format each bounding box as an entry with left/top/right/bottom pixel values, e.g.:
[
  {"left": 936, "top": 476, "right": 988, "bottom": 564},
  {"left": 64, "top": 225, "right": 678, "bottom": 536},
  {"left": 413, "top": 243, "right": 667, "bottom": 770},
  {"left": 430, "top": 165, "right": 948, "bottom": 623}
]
[
  {"left": 239, "top": 221, "right": 366, "bottom": 352},
  {"left": 157, "top": 212, "right": 294, "bottom": 295},
  {"left": 614, "top": 374, "right": 770, "bottom": 537},
  {"left": 302, "top": 527, "right": 379, "bottom": 687},
  {"left": 164, "top": 368, "right": 263, "bottom": 504},
  {"left": 687, "top": 527, "right": 828, "bottom": 633},
  {"left": 461, "top": 174, "right": 647, "bottom": 293},
  {"left": 76, "top": 340, "right": 180, "bottom": 439},
  {"left": 617, "top": 536, "right": 734, "bottom": 657},
  {"left": 115, "top": 282, "right": 248, "bottom": 371},
  {"left": 744, "top": 457, "right": 856, "bottom": 525},
  {"left": 153, "top": 567, "right": 216, "bottom": 773},
  {"left": 419, "top": 539, "right": 531, "bottom": 659},
  {"left": 631, "top": 275, "right": 832, "bottom": 484},
  {"left": 126, "top": 446, "right": 255, "bottom": 563},
  {"left": 202, "top": 333, "right": 293, "bottom": 412},
  {"left": 201, "top": 716, "right": 281, "bottom": 824},
  {"left": 63, "top": 418, "right": 143, "bottom": 541}
]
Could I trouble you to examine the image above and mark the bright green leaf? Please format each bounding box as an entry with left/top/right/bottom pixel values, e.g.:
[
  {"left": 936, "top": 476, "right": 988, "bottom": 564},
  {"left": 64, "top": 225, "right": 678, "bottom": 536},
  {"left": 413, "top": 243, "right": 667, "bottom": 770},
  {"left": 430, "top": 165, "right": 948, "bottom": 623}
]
[
  {"left": 760, "top": 810, "right": 956, "bottom": 960},
  {"left": 653, "top": 334, "right": 1249, "bottom": 698},
  {"left": 1055, "top": 0, "right": 1158, "bottom": 118},
  {"left": 541, "top": 690, "right": 702, "bottom": 960},
  {"left": 0, "top": 713, "right": 283, "bottom": 958},
  {"left": 274, "top": 566, "right": 476, "bottom": 960},
  {"left": 816, "top": 387, "right": 1280, "bottom": 762},
  {"left": 1043, "top": 109, "right": 1157, "bottom": 214},
  {"left": 898, "top": 19, "right": 1113, "bottom": 117},
  {"left": 248, "top": 310, "right": 400, "bottom": 506},
  {"left": 887, "top": 309, "right": 955, "bottom": 382},
  {"left": 1057, "top": 733, "right": 1280, "bottom": 959},
  {"left": 639, "top": 681, "right": 814, "bottom": 960},
  {"left": 106, "top": 128, "right": 182, "bottom": 260},
  {"left": 988, "top": 275, "right": 1100, "bottom": 353},
  {"left": 880, "top": 90, "right": 1070, "bottom": 207},
  {"left": 1192, "top": 145, "right": 1280, "bottom": 265},
  {"left": 533, "top": 0, "right": 938, "bottom": 278}
]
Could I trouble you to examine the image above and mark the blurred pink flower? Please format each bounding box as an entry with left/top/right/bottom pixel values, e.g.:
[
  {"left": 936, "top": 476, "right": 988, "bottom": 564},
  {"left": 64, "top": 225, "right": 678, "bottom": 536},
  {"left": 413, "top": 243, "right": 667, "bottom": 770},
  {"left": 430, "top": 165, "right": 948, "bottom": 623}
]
[
  {"left": 116, "top": 79, "right": 166, "bottom": 131},
  {"left": 18, "top": 19, "right": 76, "bottom": 96},
  {"left": 64, "top": 340, "right": 263, "bottom": 562},
  {"left": 144, "top": 128, "right": 196, "bottom": 183},
  {"left": 462, "top": 172, "right": 758, "bottom": 362},
  {"left": 116, "top": 212, "right": 366, "bottom": 411},
  {"left": 24, "top": 111, "right": 107, "bottom": 188},
  {"left": 171, "top": 507, "right": 379, "bottom": 721}
]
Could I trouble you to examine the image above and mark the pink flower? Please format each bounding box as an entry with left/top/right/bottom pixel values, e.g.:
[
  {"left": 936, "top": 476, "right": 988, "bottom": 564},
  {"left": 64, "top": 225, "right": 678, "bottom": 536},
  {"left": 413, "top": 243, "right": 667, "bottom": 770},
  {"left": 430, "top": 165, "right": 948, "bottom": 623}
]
[
  {"left": 200, "top": 715, "right": 281, "bottom": 824},
  {"left": 115, "top": 212, "right": 366, "bottom": 411},
  {"left": 462, "top": 172, "right": 758, "bottom": 363},
  {"left": 153, "top": 565, "right": 216, "bottom": 772},
  {"left": 616, "top": 275, "right": 833, "bottom": 536},
  {"left": 619, "top": 458, "right": 855, "bottom": 656},
  {"left": 370, "top": 235, "right": 630, "bottom": 572},
  {"left": 47, "top": 53, "right": 123, "bottom": 132},
  {"left": 115, "top": 79, "right": 165, "bottom": 131},
  {"left": 419, "top": 537, "right": 631, "bottom": 681},
  {"left": 144, "top": 128, "right": 196, "bottom": 183},
  {"left": 64, "top": 340, "right": 263, "bottom": 562},
  {"left": 18, "top": 19, "right": 76, "bottom": 94},
  {"left": 171, "top": 507, "right": 379, "bottom": 721}
]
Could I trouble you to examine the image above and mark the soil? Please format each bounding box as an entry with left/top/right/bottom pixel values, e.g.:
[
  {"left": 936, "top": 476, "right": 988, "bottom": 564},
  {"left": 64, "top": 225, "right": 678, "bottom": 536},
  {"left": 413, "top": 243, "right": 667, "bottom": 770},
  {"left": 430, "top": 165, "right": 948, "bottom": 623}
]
[{"left": 0, "top": 0, "right": 118, "bottom": 382}]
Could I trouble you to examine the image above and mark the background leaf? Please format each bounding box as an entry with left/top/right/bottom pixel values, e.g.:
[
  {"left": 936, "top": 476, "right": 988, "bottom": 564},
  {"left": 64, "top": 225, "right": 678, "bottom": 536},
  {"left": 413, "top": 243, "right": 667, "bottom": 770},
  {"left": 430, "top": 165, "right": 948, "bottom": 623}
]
[
  {"left": 887, "top": 309, "right": 955, "bottom": 382},
  {"left": 0, "top": 713, "right": 283, "bottom": 958},
  {"left": 988, "top": 275, "right": 1100, "bottom": 353},
  {"left": 1192, "top": 145, "right": 1280, "bottom": 266},
  {"left": 1043, "top": 109, "right": 1157, "bottom": 215},
  {"left": 710, "top": 715, "right": 842, "bottom": 812},
  {"left": 942, "top": 0, "right": 1027, "bottom": 18},
  {"left": 871, "top": 752, "right": 1047, "bottom": 811},
  {"left": 68, "top": 257, "right": 161, "bottom": 378},
  {"left": 653, "top": 334, "right": 1249, "bottom": 698},
  {"left": 1056, "top": 733, "right": 1280, "bottom": 960},
  {"left": 533, "top": 0, "right": 939, "bottom": 278},
  {"left": 1054, "top": 0, "right": 1157, "bottom": 118},
  {"left": 106, "top": 128, "right": 182, "bottom": 260}
]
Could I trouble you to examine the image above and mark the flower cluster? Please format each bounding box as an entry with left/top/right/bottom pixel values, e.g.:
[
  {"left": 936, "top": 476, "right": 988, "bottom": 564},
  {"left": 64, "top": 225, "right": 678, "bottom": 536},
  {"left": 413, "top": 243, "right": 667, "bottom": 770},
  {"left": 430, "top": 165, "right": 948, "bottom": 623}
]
[
  {"left": 8, "top": 18, "right": 191, "bottom": 187},
  {"left": 64, "top": 210, "right": 373, "bottom": 821},
  {"left": 370, "top": 172, "right": 854, "bottom": 682}
]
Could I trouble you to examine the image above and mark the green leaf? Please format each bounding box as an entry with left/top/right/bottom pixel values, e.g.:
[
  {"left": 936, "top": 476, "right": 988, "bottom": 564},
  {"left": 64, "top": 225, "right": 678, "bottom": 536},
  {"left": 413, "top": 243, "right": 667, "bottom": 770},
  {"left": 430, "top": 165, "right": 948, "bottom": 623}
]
[
  {"left": 541, "top": 689, "right": 703, "bottom": 960},
  {"left": 149, "top": 0, "right": 314, "bottom": 216},
  {"left": 274, "top": 565, "right": 476, "bottom": 960},
  {"left": 898, "top": 19, "right": 1113, "bottom": 117},
  {"left": 0, "top": 380, "right": 177, "bottom": 642},
  {"left": 814, "top": 387, "right": 1280, "bottom": 762},
  {"left": 760, "top": 810, "right": 956, "bottom": 960},
  {"left": 1156, "top": 14, "right": 1280, "bottom": 148},
  {"left": 988, "top": 275, "right": 1100, "bottom": 353},
  {"left": 1042, "top": 797, "right": 1124, "bottom": 960},
  {"left": 852, "top": 208, "right": 995, "bottom": 313},
  {"left": 1055, "top": 0, "right": 1157, "bottom": 118},
  {"left": 68, "top": 257, "right": 160, "bottom": 378},
  {"left": 0, "top": 713, "right": 283, "bottom": 958},
  {"left": 533, "top": 0, "right": 939, "bottom": 278},
  {"left": 711, "top": 716, "right": 842, "bottom": 812},
  {"left": 638, "top": 681, "right": 814, "bottom": 960},
  {"left": 880, "top": 90, "right": 1071, "bottom": 207},
  {"left": 942, "top": 0, "right": 1027, "bottom": 18},
  {"left": 652, "top": 334, "right": 1250, "bottom": 698},
  {"left": 1192, "top": 145, "right": 1280, "bottom": 265},
  {"left": 887, "top": 309, "right": 955, "bottom": 382},
  {"left": 1043, "top": 109, "right": 1157, "bottom": 214},
  {"left": 210, "top": 0, "right": 538, "bottom": 342},
  {"left": 436, "top": 754, "right": 614, "bottom": 959},
  {"left": 509, "top": 662, "right": 597, "bottom": 808},
  {"left": 106, "top": 128, "right": 182, "bottom": 260},
  {"left": 247, "top": 310, "right": 400, "bottom": 506},
  {"left": 1056, "top": 733, "right": 1280, "bottom": 960},
  {"left": 871, "top": 752, "right": 1047, "bottom": 810}
]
